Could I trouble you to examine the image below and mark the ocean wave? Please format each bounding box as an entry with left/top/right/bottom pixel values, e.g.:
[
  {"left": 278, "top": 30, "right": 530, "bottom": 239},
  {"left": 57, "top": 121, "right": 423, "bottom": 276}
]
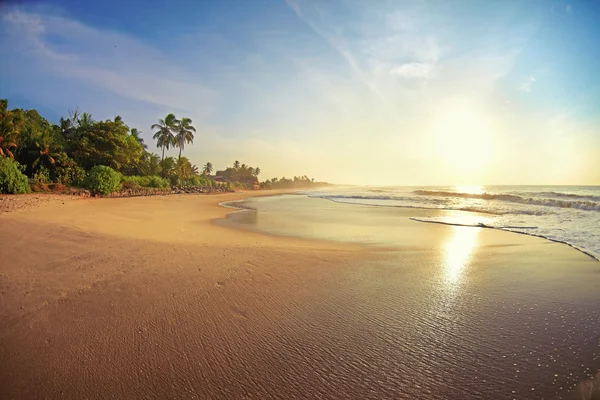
[
  {"left": 534, "top": 191, "right": 600, "bottom": 201},
  {"left": 313, "top": 195, "right": 554, "bottom": 216},
  {"left": 413, "top": 190, "right": 600, "bottom": 211},
  {"left": 409, "top": 217, "right": 599, "bottom": 262}
]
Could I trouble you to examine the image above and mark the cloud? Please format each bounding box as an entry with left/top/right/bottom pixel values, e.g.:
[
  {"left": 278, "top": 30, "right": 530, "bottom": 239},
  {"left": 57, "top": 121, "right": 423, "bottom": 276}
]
[
  {"left": 518, "top": 76, "right": 536, "bottom": 92},
  {"left": 0, "top": 8, "right": 217, "bottom": 114},
  {"left": 390, "top": 62, "right": 436, "bottom": 79}
]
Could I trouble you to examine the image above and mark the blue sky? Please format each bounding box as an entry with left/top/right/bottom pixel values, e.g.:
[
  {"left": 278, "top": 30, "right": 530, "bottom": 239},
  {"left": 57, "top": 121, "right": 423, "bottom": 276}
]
[{"left": 1, "top": 0, "right": 599, "bottom": 185}]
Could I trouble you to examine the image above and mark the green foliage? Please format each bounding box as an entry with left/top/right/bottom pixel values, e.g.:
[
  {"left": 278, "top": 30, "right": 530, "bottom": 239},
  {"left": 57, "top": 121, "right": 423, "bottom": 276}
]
[
  {"left": 147, "top": 175, "right": 170, "bottom": 188},
  {"left": 174, "top": 117, "right": 196, "bottom": 158},
  {"left": 52, "top": 152, "right": 86, "bottom": 185},
  {"left": 263, "top": 175, "right": 327, "bottom": 189},
  {"left": 215, "top": 161, "right": 261, "bottom": 188},
  {"left": 121, "top": 175, "right": 169, "bottom": 189},
  {"left": 84, "top": 165, "right": 122, "bottom": 195},
  {"left": 33, "top": 165, "right": 51, "bottom": 185},
  {"left": 1, "top": 98, "right": 276, "bottom": 195},
  {"left": 202, "top": 162, "right": 213, "bottom": 175},
  {"left": 0, "top": 99, "right": 24, "bottom": 158},
  {"left": 152, "top": 114, "right": 177, "bottom": 161},
  {"left": 69, "top": 120, "right": 144, "bottom": 173},
  {"left": 0, "top": 157, "right": 30, "bottom": 194}
]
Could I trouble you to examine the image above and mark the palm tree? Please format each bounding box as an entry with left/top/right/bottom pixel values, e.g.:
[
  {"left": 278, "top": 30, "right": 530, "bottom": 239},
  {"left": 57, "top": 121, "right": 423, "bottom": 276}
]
[
  {"left": 254, "top": 167, "right": 261, "bottom": 177},
  {"left": 174, "top": 117, "right": 196, "bottom": 159},
  {"left": 130, "top": 128, "right": 147, "bottom": 149},
  {"left": 191, "top": 164, "right": 199, "bottom": 175},
  {"left": 151, "top": 113, "right": 178, "bottom": 162},
  {"left": 0, "top": 100, "right": 21, "bottom": 158},
  {"left": 233, "top": 160, "right": 240, "bottom": 170},
  {"left": 78, "top": 112, "right": 94, "bottom": 128},
  {"left": 31, "top": 130, "right": 60, "bottom": 169},
  {"left": 202, "top": 162, "right": 213, "bottom": 176},
  {"left": 175, "top": 156, "right": 194, "bottom": 179}
]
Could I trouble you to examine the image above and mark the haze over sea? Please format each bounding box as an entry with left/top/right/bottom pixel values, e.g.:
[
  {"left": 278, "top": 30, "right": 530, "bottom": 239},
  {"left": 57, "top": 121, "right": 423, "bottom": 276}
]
[{"left": 305, "top": 185, "right": 600, "bottom": 261}]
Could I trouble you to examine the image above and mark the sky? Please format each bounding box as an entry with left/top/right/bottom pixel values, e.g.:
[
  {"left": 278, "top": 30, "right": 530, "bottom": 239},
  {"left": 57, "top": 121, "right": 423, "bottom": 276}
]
[{"left": 1, "top": 0, "right": 599, "bottom": 185}]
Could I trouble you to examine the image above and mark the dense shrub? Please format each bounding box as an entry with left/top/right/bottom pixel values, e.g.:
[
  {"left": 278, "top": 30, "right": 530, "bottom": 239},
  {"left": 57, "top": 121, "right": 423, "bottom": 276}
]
[
  {"left": 146, "top": 175, "right": 169, "bottom": 188},
  {"left": 182, "top": 175, "right": 219, "bottom": 187},
  {"left": 84, "top": 165, "right": 122, "bottom": 195},
  {"left": 52, "top": 153, "right": 86, "bottom": 186},
  {"left": 0, "top": 157, "right": 31, "bottom": 194},
  {"left": 121, "top": 175, "right": 146, "bottom": 188},
  {"left": 33, "top": 165, "right": 51, "bottom": 185},
  {"left": 122, "top": 175, "right": 169, "bottom": 189}
]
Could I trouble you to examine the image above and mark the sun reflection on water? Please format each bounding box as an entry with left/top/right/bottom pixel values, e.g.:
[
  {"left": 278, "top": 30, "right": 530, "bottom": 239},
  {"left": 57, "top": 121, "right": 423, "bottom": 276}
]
[
  {"left": 443, "top": 226, "right": 480, "bottom": 284},
  {"left": 453, "top": 185, "right": 485, "bottom": 195}
]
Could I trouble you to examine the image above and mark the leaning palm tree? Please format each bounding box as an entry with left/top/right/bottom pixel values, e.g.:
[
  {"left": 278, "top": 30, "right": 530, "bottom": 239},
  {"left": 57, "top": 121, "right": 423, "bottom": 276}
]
[
  {"left": 202, "top": 162, "right": 213, "bottom": 176},
  {"left": 151, "top": 113, "right": 178, "bottom": 162},
  {"left": 174, "top": 117, "right": 196, "bottom": 159}
]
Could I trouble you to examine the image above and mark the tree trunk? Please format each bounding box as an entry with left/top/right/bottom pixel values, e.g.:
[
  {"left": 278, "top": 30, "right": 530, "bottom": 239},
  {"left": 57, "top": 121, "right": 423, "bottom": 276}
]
[
  {"left": 179, "top": 147, "right": 182, "bottom": 159},
  {"left": 161, "top": 146, "right": 165, "bottom": 162}
]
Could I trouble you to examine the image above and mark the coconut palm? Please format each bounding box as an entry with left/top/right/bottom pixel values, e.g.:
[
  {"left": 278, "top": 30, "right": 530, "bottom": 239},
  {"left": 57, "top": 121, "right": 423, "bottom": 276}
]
[
  {"left": 202, "top": 162, "right": 213, "bottom": 176},
  {"left": 31, "top": 130, "right": 60, "bottom": 169},
  {"left": 254, "top": 167, "right": 261, "bottom": 177},
  {"left": 175, "top": 156, "right": 194, "bottom": 179},
  {"left": 174, "top": 117, "right": 196, "bottom": 159},
  {"left": 78, "top": 112, "right": 94, "bottom": 128},
  {"left": 0, "top": 99, "right": 22, "bottom": 158},
  {"left": 130, "top": 128, "right": 147, "bottom": 149},
  {"left": 233, "top": 160, "right": 240, "bottom": 170},
  {"left": 151, "top": 113, "right": 178, "bottom": 162}
]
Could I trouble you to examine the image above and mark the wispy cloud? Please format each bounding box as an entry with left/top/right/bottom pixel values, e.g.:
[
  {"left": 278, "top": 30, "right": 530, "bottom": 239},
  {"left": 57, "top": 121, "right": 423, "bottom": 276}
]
[
  {"left": 518, "top": 76, "right": 537, "bottom": 92},
  {"left": 0, "top": 8, "right": 216, "bottom": 114},
  {"left": 390, "top": 62, "right": 436, "bottom": 79}
]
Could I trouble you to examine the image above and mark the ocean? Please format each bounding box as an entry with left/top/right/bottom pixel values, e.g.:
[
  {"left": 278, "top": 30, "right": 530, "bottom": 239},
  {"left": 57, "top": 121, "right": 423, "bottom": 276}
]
[
  {"left": 304, "top": 185, "right": 600, "bottom": 261},
  {"left": 219, "top": 187, "right": 600, "bottom": 398}
]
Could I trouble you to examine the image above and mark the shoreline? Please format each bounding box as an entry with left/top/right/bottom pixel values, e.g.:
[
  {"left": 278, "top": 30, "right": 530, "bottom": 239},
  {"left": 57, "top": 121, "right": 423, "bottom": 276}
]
[
  {"left": 0, "top": 188, "right": 299, "bottom": 215},
  {"left": 4, "top": 188, "right": 598, "bottom": 263},
  {"left": 216, "top": 192, "right": 600, "bottom": 263},
  {"left": 409, "top": 216, "right": 600, "bottom": 262}
]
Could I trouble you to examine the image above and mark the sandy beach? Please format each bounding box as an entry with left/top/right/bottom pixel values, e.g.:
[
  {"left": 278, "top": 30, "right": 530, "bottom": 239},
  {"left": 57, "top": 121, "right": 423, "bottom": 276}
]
[{"left": 1, "top": 191, "right": 598, "bottom": 399}]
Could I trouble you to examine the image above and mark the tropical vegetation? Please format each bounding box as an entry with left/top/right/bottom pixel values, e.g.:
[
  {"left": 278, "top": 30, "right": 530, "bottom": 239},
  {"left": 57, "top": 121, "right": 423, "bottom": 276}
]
[{"left": 0, "top": 98, "right": 328, "bottom": 196}]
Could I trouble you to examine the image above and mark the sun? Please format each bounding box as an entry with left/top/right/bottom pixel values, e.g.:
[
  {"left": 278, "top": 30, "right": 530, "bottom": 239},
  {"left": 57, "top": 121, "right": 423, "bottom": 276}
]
[{"left": 431, "top": 99, "right": 494, "bottom": 182}]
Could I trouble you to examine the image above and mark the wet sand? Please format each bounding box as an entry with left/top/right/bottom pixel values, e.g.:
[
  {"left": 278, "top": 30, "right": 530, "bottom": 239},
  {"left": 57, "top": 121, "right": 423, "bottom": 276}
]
[{"left": 1, "top": 192, "right": 598, "bottom": 399}]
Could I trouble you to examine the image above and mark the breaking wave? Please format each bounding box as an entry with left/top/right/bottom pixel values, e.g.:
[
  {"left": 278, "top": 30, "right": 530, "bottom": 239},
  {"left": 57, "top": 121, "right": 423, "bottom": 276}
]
[
  {"left": 413, "top": 190, "right": 600, "bottom": 211},
  {"left": 307, "top": 185, "right": 600, "bottom": 261}
]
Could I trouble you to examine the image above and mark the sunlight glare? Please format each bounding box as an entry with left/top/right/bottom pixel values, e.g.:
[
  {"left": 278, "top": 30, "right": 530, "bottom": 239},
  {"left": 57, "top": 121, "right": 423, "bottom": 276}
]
[
  {"left": 432, "top": 100, "right": 494, "bottom": 181},
  {"left": 443, "top": 226, "right": 480, "bottom": 284}
]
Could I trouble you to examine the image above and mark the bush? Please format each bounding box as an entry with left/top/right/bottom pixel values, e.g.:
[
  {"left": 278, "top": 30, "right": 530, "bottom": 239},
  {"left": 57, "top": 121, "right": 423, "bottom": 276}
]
[
  {"left": 53, "top": 153, "right": 86, "bottom": 186},
  {"left": 121, "top": 175, "right": 145, "bottom": 188},
  {"left": 33, "top": 165, "right": 51, "bottom": 185},
  {"left": 84, "top": 165, "right": 122, "bottom": 195},
  {"left": 0, "top": 157, "right": 31, "bottom": 194},
  {"left": 146, "top": 175, "right": 169, "bottom": 188},
  {"left": 121, "top": 175, "right": 169, "bottom": 189}
]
